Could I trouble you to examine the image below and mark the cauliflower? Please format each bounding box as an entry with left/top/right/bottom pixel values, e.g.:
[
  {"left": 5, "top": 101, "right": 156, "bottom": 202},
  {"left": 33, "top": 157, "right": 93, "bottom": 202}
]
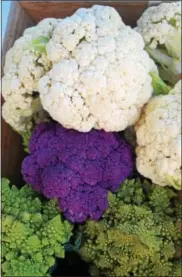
[
  {"left": 38, "top": 5, "right": 157, "bottom": 132},
  {"left": 78, "top": 179, "right": 181, "bottom": 277},
  {"left": 136, "top": 1, "right": 181, "bottom": 85},
  {"left": 2, "top": 178, "right": 73, "bottom": 277},
  {"left": 135, "top": 80, "right": 181, "bottom": 189},
  {"left": 2, "top": 18, "right": 58, "bottom": 132},
  {"left": 21, "top": 122, "right": 134, "bottom": 223}
]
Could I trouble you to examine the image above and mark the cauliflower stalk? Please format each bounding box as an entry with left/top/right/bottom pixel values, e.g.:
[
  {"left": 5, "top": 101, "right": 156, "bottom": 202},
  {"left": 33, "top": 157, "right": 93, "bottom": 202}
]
[
  {"left": 38, "top": 5, "right": 157, "bottom": 132},
  {"left": 20, "top": 130, "right": 32, "bottom": 153},
  {"left": 2, "top": 19, "right": 58, "bottom": 132},
  {"left": 136, "top": 1, "right": 181, "bottom": 85},
  {"left": 2, "top": 178, "right": 73, "bottom": 277},
  {"left": 78, "top": 179, "right": 182, "bottom": 277},
  {"left": 21, "top": 122, "right": 134, "bottom": 223},
  {"left": 135, "top": 80, "right": 181, "bottom": 189}
]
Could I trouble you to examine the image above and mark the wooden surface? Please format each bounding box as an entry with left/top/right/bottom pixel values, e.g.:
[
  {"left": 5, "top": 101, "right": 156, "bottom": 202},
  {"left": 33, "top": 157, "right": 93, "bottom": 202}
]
[
  {"left": 2, "top": 2, "right": 33, "bottom": 185},
  {"left": 20, "top": 1, "right": 148, "bottom": 27}
]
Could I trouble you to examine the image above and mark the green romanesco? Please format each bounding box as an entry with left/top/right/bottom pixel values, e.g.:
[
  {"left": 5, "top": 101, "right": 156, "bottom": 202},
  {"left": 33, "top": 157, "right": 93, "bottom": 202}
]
[
  {"left": 78, "top": 179, "right": 182, "bottom": 277},
  {"left": 2, "top": 178, "right": 73, "bottom": 277}
]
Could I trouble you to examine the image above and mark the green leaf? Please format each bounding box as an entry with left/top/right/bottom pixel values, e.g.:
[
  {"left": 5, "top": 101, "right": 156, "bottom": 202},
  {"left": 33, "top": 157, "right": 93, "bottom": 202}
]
[
  {"left": 29, "top": 36, "right": 50, "bottom": 54},
  {"left": 146, "top": 45, "right": 181, "bottom": 86},
  {"left": 158, "top": 66, "right": 179, "bottom": 86},
  {"left": 150, "top": 72, "right": 172, "bottom": 96},
  {"left": 146, "top": 46, "right": 173, "bottom": 69},
  {"left": 165, "top": 174, "right": 181, "bottom": 190}
]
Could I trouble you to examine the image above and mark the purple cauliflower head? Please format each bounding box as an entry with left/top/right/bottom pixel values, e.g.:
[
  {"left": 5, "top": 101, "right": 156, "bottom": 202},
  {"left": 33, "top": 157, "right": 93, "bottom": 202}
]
[{"left": 22, "top": 122, "right": 134, "bottom": 223}]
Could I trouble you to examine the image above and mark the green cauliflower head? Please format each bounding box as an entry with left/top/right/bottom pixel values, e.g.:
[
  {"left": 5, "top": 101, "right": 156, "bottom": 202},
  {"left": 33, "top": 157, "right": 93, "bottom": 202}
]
[
  {"left": 1, "top": 178, "right": 73, "bottom": 277},
  {"left": 78, "top": 179, "right": 181, "bottom": 277}
]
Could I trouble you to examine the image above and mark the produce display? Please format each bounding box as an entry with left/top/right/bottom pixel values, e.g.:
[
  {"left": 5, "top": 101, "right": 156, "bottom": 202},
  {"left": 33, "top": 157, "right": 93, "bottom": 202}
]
[{"left": 1, "top": 2, "right": 182, "bottom": 277}]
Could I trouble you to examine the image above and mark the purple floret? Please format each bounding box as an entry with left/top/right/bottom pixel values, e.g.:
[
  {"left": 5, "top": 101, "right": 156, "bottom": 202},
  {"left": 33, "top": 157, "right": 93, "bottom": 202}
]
[
  {"left": 58, "top": 185, "right": 108, "bottom": 223},
  {"left": 22, "top": 122, "right": 134, "bottom": 223}
]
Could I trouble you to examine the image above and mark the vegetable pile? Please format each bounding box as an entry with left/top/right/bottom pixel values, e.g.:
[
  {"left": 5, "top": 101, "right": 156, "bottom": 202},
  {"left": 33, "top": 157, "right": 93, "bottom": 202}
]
[{"left": 1, "top": 2, "right": 181, "bottom": 277}]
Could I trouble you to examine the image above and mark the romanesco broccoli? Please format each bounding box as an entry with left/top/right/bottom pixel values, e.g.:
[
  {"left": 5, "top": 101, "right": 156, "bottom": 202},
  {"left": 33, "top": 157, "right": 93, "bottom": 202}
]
[
  {"left": 78, "top": 179, "right": 182, "bottom": 277},
  {"left": 2, "top": 178, "right": 73, "bottom": 277}
]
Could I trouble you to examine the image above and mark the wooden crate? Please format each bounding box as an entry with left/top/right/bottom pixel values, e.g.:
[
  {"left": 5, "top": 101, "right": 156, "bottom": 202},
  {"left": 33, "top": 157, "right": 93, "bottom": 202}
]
[{"left": 2, "top": 0, "right": 157, "bottom": 184}]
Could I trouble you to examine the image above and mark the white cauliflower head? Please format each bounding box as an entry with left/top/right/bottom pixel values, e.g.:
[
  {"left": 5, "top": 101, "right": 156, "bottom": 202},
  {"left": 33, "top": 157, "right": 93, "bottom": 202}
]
[
  {"left": 136, "top": 1, "right": 181, "bottom": 85},
  {"left": 2, "top": 18, "right": 58, "bottom": 132},
  {"left": 135, "top": 80, "right": 181, "bottom": 190},
  {"left": 39, "top": 5, "right": 157, "bottom": 132}
]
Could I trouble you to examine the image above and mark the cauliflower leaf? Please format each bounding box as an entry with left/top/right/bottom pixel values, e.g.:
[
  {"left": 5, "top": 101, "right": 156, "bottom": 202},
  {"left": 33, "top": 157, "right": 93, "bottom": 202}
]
[{"left": 29, "top": 36, "right": 50, "bottom": 54}]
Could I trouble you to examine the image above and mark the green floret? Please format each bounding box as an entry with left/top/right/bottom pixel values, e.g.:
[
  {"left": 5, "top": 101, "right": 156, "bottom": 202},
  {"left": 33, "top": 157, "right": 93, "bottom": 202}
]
[
  {"left": 2, "top": 259, "right": 50, "bottom": 277},
  {"left": 1, "top": 178, "right": 73, "bottom": 277},
  {"left": 78, "top": 179, "right": 182, "bottom": 277},
  {"left": 146, "top": 45, "right": 181, "bottom": 85}
]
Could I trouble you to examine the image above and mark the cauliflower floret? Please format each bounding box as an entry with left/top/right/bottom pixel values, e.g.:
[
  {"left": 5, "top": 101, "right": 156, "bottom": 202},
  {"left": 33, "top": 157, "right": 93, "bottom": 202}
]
[
  {"left": 39, "top": 5, "right": 157, "bottom": 132},
  {"left": 136, "top": 1, "right": 181, "bottom": 85},
  {"left": 2, "top": 101, "right": 33, "bottom": 132},
  {"left": 23, "top": 18, "right": 58, "bottom": 38},
  {"left": 135, "top": 80, "right": 181, "bottom": 189},
  {"left": 2, "top": 18, "right": 58, "bottom": 132},
  {"left": 2, "top": 96, "right": 48, "bottom": 132}
]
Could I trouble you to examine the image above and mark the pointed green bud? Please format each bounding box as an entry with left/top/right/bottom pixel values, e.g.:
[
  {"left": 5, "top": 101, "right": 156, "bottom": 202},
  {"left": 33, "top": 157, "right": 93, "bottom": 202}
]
[{"left": 150, "top": 72, "right": 172, "bottom": 96}]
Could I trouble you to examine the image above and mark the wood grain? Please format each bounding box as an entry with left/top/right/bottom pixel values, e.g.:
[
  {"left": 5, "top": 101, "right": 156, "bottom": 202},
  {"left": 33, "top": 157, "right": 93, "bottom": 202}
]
[
  {"left": 2, "top": 2, "right": 33, "bottom": 185},
  {"left": 19, "top": 1, "right": 148, "bottom": 27}
]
